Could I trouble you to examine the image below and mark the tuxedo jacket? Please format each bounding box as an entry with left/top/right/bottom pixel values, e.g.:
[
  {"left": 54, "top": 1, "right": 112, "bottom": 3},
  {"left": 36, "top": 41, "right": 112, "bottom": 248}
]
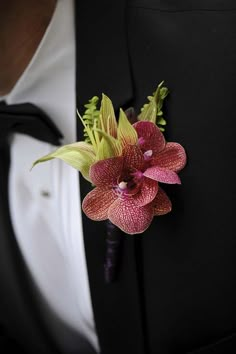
[{"left": 1, "top": 1, "right": 236, "bottom": 353}]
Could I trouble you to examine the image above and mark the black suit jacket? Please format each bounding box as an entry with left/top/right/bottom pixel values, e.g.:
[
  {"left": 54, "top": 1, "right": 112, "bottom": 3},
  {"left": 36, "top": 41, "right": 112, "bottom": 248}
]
[{"left": 1, "top": 1, "right": 236, "bottom": 353}]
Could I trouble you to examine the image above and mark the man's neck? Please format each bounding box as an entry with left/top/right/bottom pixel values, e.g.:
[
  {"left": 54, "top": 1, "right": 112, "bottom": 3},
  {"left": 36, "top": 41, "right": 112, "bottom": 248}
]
[{"left": 0, "top": 0, "right": 57, "bottom": 96}]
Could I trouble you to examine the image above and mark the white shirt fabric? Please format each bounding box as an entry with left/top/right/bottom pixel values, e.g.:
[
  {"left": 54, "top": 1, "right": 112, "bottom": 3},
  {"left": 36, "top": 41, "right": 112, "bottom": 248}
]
[{"left": 1, "top": 1, "right": 99, "bottom": 352}]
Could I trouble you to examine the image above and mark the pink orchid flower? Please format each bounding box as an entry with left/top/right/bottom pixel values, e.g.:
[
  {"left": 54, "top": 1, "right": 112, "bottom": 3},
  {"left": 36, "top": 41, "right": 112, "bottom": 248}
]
[{"left": 82, "top": 121, "right": 187, "bottom": 234}]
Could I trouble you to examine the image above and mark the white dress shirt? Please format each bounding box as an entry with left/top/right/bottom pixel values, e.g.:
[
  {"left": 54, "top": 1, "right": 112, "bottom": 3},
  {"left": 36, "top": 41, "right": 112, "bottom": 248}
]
[{"left": 1, "top": 1, "right": 99, "bottom": 352}]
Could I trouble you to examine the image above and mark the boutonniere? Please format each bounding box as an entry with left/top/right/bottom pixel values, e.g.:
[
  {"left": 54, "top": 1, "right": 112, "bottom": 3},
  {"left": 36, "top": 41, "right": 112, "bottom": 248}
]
[{"left": 32, "top": 81, "right": 187, "bottom": 281}]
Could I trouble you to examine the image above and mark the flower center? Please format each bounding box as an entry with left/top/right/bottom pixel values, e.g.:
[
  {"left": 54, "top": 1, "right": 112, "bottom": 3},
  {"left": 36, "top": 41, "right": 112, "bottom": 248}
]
[
  {"left": 118, "top": 181, "right": 128, "bottom": 190},
  {"left": 144, "top": 149, "right": 153, "bottom": 160},
  {"left": 115, "top": 170, "right": 143, "bottom": 198}
]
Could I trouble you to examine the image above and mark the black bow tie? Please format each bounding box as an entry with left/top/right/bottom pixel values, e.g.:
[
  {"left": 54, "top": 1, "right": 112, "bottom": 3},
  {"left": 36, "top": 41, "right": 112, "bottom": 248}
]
[{"left": 0, "top": 101, "right": 62, "bottom": 145}]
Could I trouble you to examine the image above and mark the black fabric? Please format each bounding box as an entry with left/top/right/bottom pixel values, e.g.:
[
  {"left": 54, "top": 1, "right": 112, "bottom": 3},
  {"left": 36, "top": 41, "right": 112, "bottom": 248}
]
[
  {"left": 127, "top": 3, "right": 236, "bottom": 354},
  {"left": 188, "top": 332, "right": 236, "bottom": 354},
  {"left": 76, "top": 1, "right": 236, "bottom": 354}
]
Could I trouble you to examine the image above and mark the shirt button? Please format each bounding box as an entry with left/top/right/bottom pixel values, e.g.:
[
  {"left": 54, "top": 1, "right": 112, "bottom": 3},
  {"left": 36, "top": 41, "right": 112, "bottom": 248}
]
[{"left": 40, "top": 190, "right": 51, "bottom": 198}]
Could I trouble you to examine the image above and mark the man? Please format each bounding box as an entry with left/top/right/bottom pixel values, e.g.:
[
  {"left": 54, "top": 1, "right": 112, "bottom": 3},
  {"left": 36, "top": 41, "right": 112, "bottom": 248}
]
[{"left": 1, "top": 0, "right": 236, "bottom": 353}]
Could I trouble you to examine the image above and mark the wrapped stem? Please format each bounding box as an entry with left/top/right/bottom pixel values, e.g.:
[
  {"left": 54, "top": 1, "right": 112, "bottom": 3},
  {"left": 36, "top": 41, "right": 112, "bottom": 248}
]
[{"left": 104, "top": 220, "right": 122, "bottom": 283}]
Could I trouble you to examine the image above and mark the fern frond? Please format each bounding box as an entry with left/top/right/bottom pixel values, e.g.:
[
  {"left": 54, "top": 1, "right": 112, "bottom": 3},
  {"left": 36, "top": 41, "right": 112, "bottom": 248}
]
[{"left": 82, "top": 96, "right": 100, "bottom": 143}]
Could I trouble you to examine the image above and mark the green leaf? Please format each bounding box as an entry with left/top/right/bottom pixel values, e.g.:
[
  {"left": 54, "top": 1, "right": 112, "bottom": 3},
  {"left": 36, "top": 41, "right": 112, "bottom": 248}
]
[
  {"left": 31, "top": 142, "right": 95, "bottom": 182},
  {"left": 117, "top": 108, "right": 138, "bottom": 148},
  {"left": 100, "top": 94, "right": 118, "bottom": 138},
  {"left": 138, "top": 81, "right": 169, "bottom": 129},
  {"left": 157, "top": 117, "right": 166, "bottom": 126},
  {"left": 160, "top": 87, "right": 169, "bottom": 99},
  {"left": 138, "top": 98, "right": 157, "bottom": 123}
]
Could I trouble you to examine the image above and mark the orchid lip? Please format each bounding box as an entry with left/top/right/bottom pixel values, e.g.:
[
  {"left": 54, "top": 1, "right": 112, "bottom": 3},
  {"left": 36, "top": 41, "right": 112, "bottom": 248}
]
[
  {"left": 113, "top": 182, "right": 128, "bottom": 197},
  {"left": 131, "top": 170, "right": 143, "bottom": 180},
  {"left": 114, "top": 173, "right": 142, "bottom": 198}
]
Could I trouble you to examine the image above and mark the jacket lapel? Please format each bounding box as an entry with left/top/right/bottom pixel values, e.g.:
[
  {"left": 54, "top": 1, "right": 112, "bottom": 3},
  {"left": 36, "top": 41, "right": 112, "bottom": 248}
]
[{"left": 75, "top": 2, "right": 146, "bottom": 353}]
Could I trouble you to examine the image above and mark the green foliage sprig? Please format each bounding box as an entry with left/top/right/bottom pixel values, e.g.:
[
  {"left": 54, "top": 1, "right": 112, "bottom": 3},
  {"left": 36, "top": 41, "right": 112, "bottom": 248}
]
[
  {"left": 139, "top": 81, "right": 169, "bottom": 131},
  {"left": 82, "top": 96, "right": 100, "bottom": 143}
]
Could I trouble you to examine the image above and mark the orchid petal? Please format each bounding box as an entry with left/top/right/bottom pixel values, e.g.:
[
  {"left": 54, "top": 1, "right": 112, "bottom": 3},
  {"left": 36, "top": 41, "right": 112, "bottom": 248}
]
[
  {"left": 133, "top": 121, "right": 165, "bottom": 155},
  {"left": 82, "top": 187, "right": 117, "bottom": 221},
  {"left": 144, "top": 166, "right": 181, "bottom": 184},
  {"left": 151, "top": 142, "right": 187, "bottom": 172},
  {"left": 123, "top": 144, "right": 144, "bottom": 171},
  {"left": 90, "top": 156, "right": 123, "bottom": 186},
  {"left": 132, "top": 177, "right": 158, "bottom": 207},
  {"left": 108, "top": 198, "right": 154, "bottom": 235},
  {"left": 96, "top": 137, "right": 114, "bottom": 160},
  {"left": 117, "top": 108, "right": 138, "bottom": 148},
  {"left": 95, "top": 134, "right": 121, "bottom": 160},
  {"left": 100, "top": 94, "right": 118, "bottom": 138},
  {"left": 32, "top": 141, "right": 95, "bottom": 182},
  {"left": 152, "top": 187, "right": 172, "bottom": 216}
]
